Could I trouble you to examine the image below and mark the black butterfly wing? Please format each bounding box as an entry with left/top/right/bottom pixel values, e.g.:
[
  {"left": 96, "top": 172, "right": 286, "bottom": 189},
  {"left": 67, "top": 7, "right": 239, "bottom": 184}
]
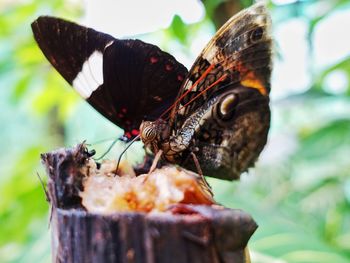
[
  {"left": 32, "top": 16, "right": 188, "bottom": 139},
  {"left": 168, "top": 3, "right": 272, "bottom": 179}
]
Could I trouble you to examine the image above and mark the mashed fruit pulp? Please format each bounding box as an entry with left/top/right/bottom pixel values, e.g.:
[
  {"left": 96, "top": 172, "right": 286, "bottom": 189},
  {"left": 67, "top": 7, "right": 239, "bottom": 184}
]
[{"left": 80, "top": 160, "right": 215, "bottom": 214}]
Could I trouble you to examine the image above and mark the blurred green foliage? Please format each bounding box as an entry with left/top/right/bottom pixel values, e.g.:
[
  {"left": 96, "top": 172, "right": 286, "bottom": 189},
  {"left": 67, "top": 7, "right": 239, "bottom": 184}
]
[{"left": 0, "top": 0, "right": 349, "bottom": 262}]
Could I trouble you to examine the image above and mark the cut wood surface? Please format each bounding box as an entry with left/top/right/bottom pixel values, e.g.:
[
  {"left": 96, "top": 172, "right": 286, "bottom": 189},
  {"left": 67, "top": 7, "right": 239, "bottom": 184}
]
[{"left": 41, "top": 144, "right": 258, "bottom": 263}]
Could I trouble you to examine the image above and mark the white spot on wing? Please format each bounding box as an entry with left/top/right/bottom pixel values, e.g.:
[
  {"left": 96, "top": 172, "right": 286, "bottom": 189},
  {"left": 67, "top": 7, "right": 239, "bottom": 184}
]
[
  {"left": 184, "top": 80, "right": 193, "bottom": 90},
  {"left": 72, "top": 50, "right": 104, "bottom": 98},
  {"left": 105, "top": 40, "right": 114, "bottom": 49}
]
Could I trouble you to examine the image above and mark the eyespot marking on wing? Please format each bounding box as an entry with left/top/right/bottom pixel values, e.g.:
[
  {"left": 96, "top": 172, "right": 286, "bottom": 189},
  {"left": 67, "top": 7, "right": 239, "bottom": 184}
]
[
  {"left": 220, "top": 94, "right": 236, "bottom": 115},
  {"left": 250, "top": 27, "right": 264, "bottom": 42}
]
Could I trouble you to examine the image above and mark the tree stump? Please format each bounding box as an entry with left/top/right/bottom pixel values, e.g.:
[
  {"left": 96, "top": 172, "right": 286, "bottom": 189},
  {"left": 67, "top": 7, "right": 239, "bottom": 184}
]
[{"left": 41, "top": 144, "right": 258, "bottom": 263}]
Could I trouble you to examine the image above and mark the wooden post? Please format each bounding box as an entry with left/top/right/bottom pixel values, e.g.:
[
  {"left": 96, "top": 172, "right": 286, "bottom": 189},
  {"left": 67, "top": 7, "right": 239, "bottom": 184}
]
[{"left": 41, "top": 144, "right": 258, "bottom": 263}]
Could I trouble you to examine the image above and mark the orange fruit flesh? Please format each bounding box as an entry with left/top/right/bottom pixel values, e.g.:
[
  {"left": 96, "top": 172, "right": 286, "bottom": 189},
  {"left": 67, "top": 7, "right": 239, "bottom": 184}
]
[{"left": 80, "top": 160, "right": 215, "bottom": 214}]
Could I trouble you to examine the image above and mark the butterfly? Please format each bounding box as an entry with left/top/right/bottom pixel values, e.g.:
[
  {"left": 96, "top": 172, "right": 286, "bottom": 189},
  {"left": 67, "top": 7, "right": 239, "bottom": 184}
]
[{"left": 32, "top": 2, "right": 272, "bottom": 180}]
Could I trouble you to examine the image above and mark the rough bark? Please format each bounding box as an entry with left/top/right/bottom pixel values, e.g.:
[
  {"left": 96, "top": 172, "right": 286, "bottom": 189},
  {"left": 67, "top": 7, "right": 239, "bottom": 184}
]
[{"left": 41, "top": 144, "right": 258, "bottom": 263}]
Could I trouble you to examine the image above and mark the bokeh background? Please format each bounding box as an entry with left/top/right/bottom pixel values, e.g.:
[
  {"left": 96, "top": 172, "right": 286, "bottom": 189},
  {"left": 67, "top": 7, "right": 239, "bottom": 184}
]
[{"left": 1, "top": 0, "right": 350, "bottom": 262}]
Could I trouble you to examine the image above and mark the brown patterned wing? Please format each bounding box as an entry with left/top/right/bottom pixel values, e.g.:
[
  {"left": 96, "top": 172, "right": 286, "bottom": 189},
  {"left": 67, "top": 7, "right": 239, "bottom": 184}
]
[{"left": 169, "top": 3, "right": 273, "bottom": 180}]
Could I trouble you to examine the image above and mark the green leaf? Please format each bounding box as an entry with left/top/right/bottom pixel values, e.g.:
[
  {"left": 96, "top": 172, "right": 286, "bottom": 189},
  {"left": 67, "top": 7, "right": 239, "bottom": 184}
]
[
  {"left": 170, "top": 15, "right": 187, "bottom": 44},
  {"left": 11, "top": 72, "right": 32, "bottom": 102},
  {"left": 296, "top": 119, "right": 350, "bottom": 160}
]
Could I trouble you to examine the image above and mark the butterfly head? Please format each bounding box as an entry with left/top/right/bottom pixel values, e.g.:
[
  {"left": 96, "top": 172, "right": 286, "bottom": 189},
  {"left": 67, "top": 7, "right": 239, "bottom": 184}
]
[
  {"left": 140, "top": 121, "right": 157, "bottom": 143},
  {"left": 139, "top": 120, "right": 170, "bottom": 151}
]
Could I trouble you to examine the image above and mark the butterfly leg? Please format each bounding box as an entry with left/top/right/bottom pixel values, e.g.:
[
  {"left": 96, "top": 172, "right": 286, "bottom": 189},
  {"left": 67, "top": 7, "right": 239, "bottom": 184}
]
[
  {"left": 190, "top": 152, "right": 203, "bottom": 176},
  {"left": 134, "top": 154, "right": 155, "bottom": 175},
  {"left": 148, "top": 150, "right": 163, "bottom": 174},
  {"left": 190, "top": 152, "right": 213, "bottom": 195}
]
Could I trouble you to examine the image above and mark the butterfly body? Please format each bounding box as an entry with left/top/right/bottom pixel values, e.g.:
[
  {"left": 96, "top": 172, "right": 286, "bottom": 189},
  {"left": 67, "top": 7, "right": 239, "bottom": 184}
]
[
  {"left": 32, "top": 2, "right": 272, "bottom": 180},
  {"left": 139, "top": 3, "right": 272, "bottom": 179},
  {"left": 140, "top": 84, "right": 269, "bottom": 180}
]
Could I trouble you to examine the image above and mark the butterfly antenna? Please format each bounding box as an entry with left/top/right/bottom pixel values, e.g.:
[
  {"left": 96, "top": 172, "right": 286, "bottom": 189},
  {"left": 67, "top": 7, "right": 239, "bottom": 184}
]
[
  {"left": 90, "top": 136, "right": 120, "bottom": 145},
  {"left": 93, "top": 137, "right": 119, "bottom": 161},
  {"left": 163, "top": 53, "right": 261, "bottom": 121},
  {"left": 116, "top": 134, "right": 141, "bottom": 171},
  {"left": 158, "top": 64, "right": 216, "bottom": 120},
  {"left": 164, "top": 74, "right": 227, "bottom": 121},
  {"left": 159, "top": 32, "right": 269, "bottom": 121}
]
